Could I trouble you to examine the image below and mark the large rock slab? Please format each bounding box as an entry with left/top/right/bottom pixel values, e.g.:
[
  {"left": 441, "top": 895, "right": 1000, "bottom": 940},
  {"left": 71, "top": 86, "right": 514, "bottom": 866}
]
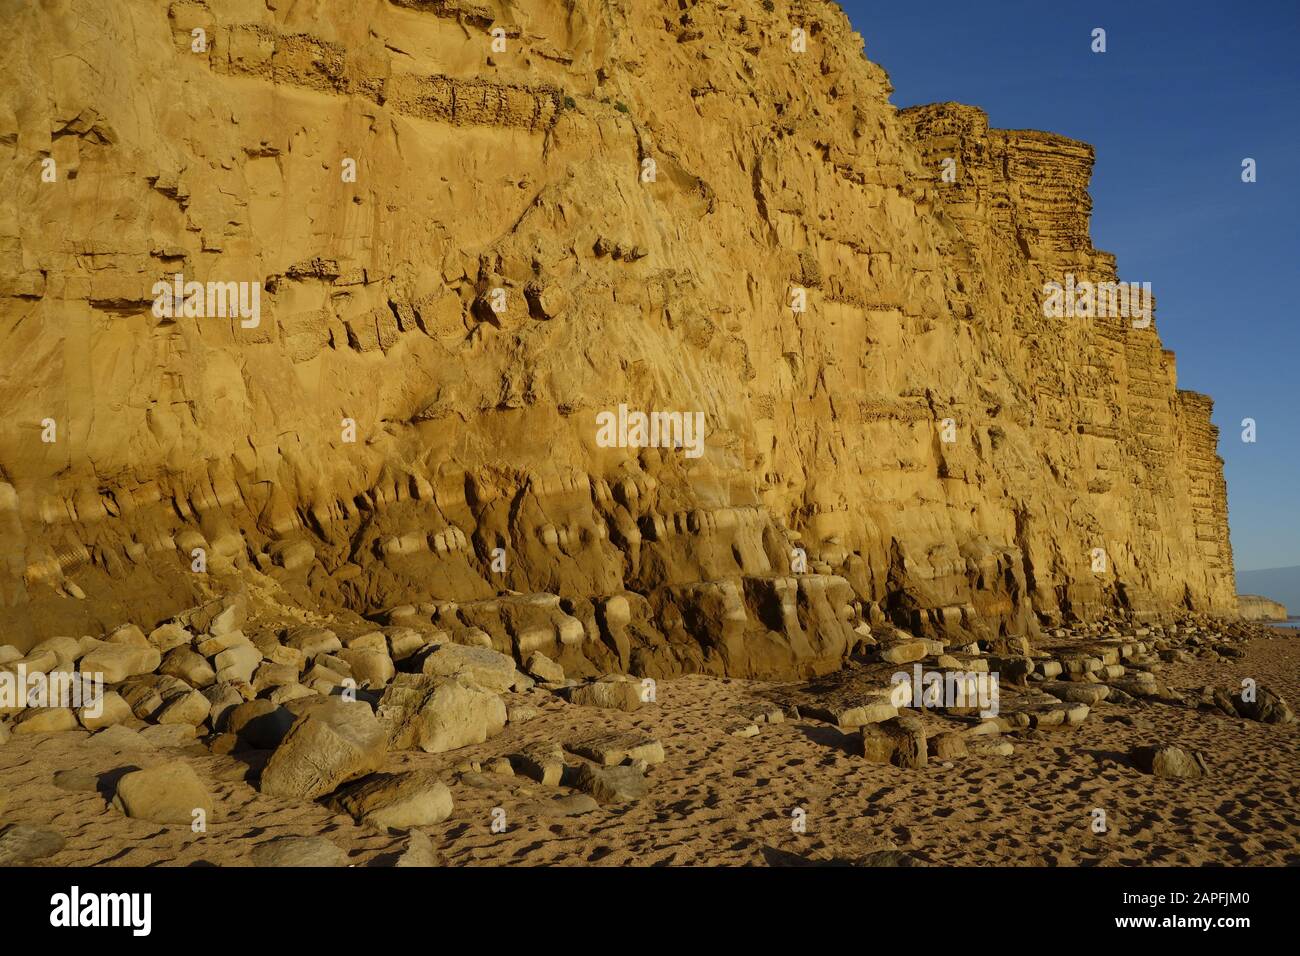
[
  {"left": 0, "top": 823, "right": 65, "bottom": 865},
  {"left": 513, "top": 742, "right": 567, "bottom": 786},
  {"left": 420, "top": 643, "right": 519, "bottom": 693},
  {"left": 260, "top": 698, "right": 388, "bottom": 800},
  {"left": 112, "top": 760, "right": 214, "bottom": 824},
  {"left": 333, "top": 771, "right": 454, "bottom": 829},
  {"left": 563, "top": 678, "right": 644, "bottom": 712},
  {"left": 565, "top": 732, "right": 665, "bottom": 767},
  {"left": 252, "top": 836, "right": 347, "bottom": 867},
  {"left": 378, "top": 675, "right": 506, "bottom": 754},
  {"left": 79, "top": 643, "right": 160, "bottom": 683}
]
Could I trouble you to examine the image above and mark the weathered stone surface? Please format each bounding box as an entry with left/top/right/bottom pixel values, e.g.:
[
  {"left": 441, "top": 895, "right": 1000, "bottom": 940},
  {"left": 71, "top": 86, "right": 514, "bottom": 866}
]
[
  {"left": 1231, "top": 686, "right": 1295, "bottom": 724},
  {"left": 1238, "top": 594, "right": 1286, "bottom": 621},
  {"left": 571, "top": 763, "right": 650, "bottom": 804},
  {"left": 386, "top": 628, "right": 427, "bottom": 664},
  {"left": 12, "top": 707, "right": 79, "bottom": 735},
  {"left": 260, "top": 699, "right": 388, "bottom": 799},
  {"left": 160, "top": 648, "right": 216, "bottom": 688},
  {"left": 333, "top": 771, "right": 454, "bottom": 829},
  {"left": 88, "top": 724, "right": 155, "bottom": 750},
  {"left": 251, "top": 662, "right": 300, "bottom": 694},
  {"left": 252, "top": 836, "right": 347, "bottom": 867},
  {"left": 394, "top": 829, "right": 440, "bottom": 867},
  {"left": 565, "top": 679, "right": 643, "bottom": 712},
  {"left": 861, "top": 714, "right": 928, "bottom": 769},
  {"left": 1041, "top": 682, "right": 1111, "bottom": 706},
  {"left": 196, "top": 632, "right": 249, "bottom": 657},
  {"left": 30, "top": 636, "right": 81, "bottom": 668},
  {"left": 508, "top": 704, "right": 541, "bottom": 724},
  {"left": 0, "top": 0, "right": 1238, "bottom": 689},
  {"left": 525, "top": 652, "right": 565, "bottom": 684},
  {"left": 0, "top": 823, "right": 65, "bottom": 865},
  {"left": 338, "top": 648, "right": 396, "bottom": 688},
  {"left": 968, "top": 738, "right": 1015, "bottom": 757},
  {"left": 53, "top": 768, "right": 99, "bottom": 792},
  {"left": 202, "top": 682, "right": 248, "bottom": 731},
  {"left": 213, "top": 642, "right": 262, "bottom": 686},
  {"left": 155, "top": 688, "right": 211, "bottom": 726},
  {"left": 284, "top": 627, "right": 342, "bottom": 658},
  {"left": 138, "top": 723, "right": 199, "bottom": 748},
  {"left": 420, "top": 644, "right": 518, "bottom": 693},
  {"left": 928, "top": 732, "right": 969, "bottom": 760},
  {"left": 78, "top": 691, "right": 131, "bottom": 730},
  {"left": 880, "top": 642, "right": 929, "bottom": 665},
  {"left": 1135, "top": 745, "right": 1208, "bottom": 780},
  {"left": 228, "top": 700, "right": 296, "bottom": 750},
  {"left": 79, "top": 644, "right": 160, "bottom": 683},
  {"left": 378, "top": 675, "right": 506, "bottom": 754},
  {"left": 544, "top": 794, "right": 601, "bottom": 817},
  {"left": 802, "top": 693, "right": 898, "bottom": 729},
  {"left": 724, "top": 721, "right": 759, "bottom": 738},
  {"left": 148, "top": 624, "right": 193, "bottom": 654},
  {"left": 566, "top": 733, "right": 665, "bottom": 767},
  {"left": 112, "top": 761, "right": 214, "bottom": 824},
  {"left": 514, "top": 742, "right": 567, "bottom": 786}
]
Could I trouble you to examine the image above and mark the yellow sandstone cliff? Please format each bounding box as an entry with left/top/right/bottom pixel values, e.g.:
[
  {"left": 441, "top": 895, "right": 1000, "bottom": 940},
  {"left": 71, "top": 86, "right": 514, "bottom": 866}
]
[{"left": 0, "top": 0, "right": 1235, "bottom": 673}]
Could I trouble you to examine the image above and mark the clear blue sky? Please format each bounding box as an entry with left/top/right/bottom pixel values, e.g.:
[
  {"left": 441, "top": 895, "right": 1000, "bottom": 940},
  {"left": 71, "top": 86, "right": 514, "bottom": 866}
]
[{"left": 837, "top": 0, "right": 1300, "bottom": 572}]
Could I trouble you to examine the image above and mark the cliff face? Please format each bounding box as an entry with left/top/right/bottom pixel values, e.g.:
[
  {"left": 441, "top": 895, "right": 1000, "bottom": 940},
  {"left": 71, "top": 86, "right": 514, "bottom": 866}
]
[
  {"left": 1238, "top": 595, "right": 1287, "bottom": 622},
  {"left": 0, "top": 0, "right": 1236, "bottom": 670}
]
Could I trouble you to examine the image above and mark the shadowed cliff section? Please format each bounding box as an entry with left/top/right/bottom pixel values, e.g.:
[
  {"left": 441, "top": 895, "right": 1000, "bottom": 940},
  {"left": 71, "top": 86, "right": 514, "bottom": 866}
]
[{"left": 0, "top": 0, "right": 1234, "bottom": 673}]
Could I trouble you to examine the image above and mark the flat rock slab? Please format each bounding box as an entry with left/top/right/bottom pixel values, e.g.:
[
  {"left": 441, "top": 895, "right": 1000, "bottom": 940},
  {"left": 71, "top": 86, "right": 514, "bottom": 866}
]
[
  {"left": 514, "top": 742, "right": 566, "bottom": 786},
  {"left": 53, "top": 768, "right": 99, "bottom": 793},
  {"left": 333, "top": 771, "right": 453, "bottom": 830},
  {"left": 968, "top": 738, "right": 1015, "bottom": 757},
  {"left": 251, "top": 835, "right": 348, "bottom": 867},
  {"left": 543, "top": 794, "right": 601, "bottom": 817},
  {"left": 0, "top": 823, "right": 65, "bottom": 865},
  {"left": 138, "top": 724, "right": 200, "bottom": 748},
  {"left": 112, "top": 760, "right": 214, "bottom": 824},
  {"left": 565, "top": 732, "right": 664, "bottom": 767},
  {"left": 88, "top": 725, "right": 155, "bottom": 750},
  {"left": 992, "top": 692, "right": 1089, "bottom": 730},
  {"left": 79, "top": 643, "right": 161, "bottom": 683},
  {"left": 801, "top": 694, "right": 898, "bottom": 728},
  {"left": 420, "top": 644, "right": 519, "bottom": 693},
  {"left": 571, "top": 763, "right": 650, "bottom": 804},
  {"left": 1040, "top": 682, "right": 1110, "bottom": 706},
  {"left": 879, "top": 641, "right": 928, "bottom": 665},
  {"left": 563, "top": 679, "right": 643, "bottom": 712}
]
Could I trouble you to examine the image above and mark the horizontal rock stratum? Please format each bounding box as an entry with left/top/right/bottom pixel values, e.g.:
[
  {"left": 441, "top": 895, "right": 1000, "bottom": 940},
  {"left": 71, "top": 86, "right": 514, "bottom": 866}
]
[
  {"left": 1238, "top": 595, "right": 1287, "bottom": 622},
  {"left": 0, "top": 0, "right": 1235, "bottom": 674}
]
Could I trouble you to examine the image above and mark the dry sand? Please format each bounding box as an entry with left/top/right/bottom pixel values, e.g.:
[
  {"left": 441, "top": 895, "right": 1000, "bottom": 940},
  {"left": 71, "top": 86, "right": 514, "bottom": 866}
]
[{"left": 1, "top": 634, "right": 1296, "bottom": 867}]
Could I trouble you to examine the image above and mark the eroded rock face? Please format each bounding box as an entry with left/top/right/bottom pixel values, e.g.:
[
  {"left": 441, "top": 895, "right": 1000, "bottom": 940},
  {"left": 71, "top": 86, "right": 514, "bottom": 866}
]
[
  {"left": 259, "top": 698, "right": 388, "bottom": 800},
  {"left": 1238, "top": 595, "right": 1287, "bottom": 621},
  {"left": 0, "top": 1, "right": 1234, "bottom": 678}
]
